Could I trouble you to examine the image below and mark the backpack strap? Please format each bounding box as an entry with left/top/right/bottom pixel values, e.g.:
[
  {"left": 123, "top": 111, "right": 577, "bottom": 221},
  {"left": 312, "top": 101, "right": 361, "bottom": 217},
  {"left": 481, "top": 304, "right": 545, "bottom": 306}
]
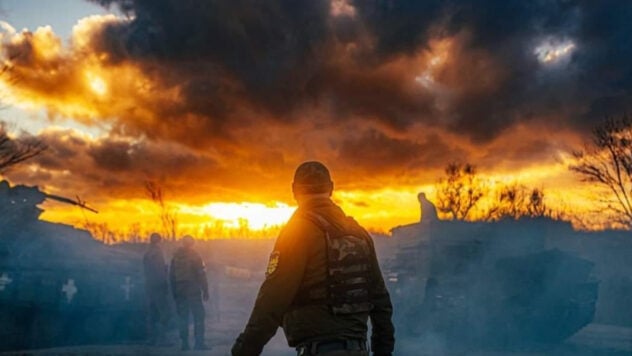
[
  {"left": 301, "top": 211, "right": 336, "bottom": 234},
  {"left": 291, "top": 211, "right": 335, "bottom": 307}
]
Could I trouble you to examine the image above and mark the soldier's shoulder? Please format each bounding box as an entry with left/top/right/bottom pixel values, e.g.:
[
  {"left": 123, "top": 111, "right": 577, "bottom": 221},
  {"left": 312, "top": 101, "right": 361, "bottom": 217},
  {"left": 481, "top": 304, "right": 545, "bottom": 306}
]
[
  {"left": 144, "top": 246, "right": 159, "bottom": 258},
  {"left": 191, "top": 250, "right": 204, "bottom": 262},
  {"left": 284, "top": 211, "right": 324, "bottom": 234},
  {"left": 344, "top": 214, "right": 368, "bottom": 231},
  {"left": 275, "top": 212, "right": 324, "bottom": 248},
  {"left": 172, "top": 247, "right": 187, "bottom": 259}
]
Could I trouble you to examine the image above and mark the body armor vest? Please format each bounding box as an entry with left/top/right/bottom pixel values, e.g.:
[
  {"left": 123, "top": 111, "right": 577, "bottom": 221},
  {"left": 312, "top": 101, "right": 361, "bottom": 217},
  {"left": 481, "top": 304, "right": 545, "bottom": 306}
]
[
  {"left": 172, "top": 249, "right": 196, "bottom": 283},
  {"left": 295, "top": 212, "right": 374, "bottom": 315}
]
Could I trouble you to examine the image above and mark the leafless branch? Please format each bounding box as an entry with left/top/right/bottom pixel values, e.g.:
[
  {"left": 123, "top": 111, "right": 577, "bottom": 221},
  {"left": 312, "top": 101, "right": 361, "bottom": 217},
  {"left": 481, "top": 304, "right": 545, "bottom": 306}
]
[
  {"left": 436, "top": 162, "right": 485, "bottom": 221},
  {"left": 570, "top": 115, "right": 632, "bottom": 228},
  {"left": 0, "top": 122, "right": 47, "bottom": 172},
  {"left": 145, "top": 181, "right": 179, "bottom": 240}
]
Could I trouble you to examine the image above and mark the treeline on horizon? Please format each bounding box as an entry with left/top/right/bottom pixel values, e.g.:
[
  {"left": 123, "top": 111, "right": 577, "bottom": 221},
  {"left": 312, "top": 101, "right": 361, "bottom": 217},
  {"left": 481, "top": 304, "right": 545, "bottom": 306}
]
[
  {"left": 2, "top": 116, "right": 632, "bottom": 243},
  {"left": 82, "top": 218, "right": 287, "bottom": 244},
  {"left": 433, "top": 115, "right": 632, "bottom": 232}
]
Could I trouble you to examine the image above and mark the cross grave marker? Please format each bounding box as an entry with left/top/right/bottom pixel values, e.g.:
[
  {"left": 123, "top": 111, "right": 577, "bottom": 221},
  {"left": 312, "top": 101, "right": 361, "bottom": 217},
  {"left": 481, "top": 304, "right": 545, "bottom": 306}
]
[
  {"left": 62, "top": 279, "right": 78, "bottom": 303},
  {"left": 121, "top": 276, "right": 134, "bottom": 301},
  {"left": 0, "top": 273, "right": 12, "bottom": 291}
]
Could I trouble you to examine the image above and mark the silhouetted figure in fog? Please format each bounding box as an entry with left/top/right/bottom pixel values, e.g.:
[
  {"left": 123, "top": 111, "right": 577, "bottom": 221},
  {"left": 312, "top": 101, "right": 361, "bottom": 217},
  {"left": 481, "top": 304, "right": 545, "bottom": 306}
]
[
  {"left": 170, "top": 235, "right": 210, "bottom": 351},
  {"left": 232, "top": 161, "right": 395, "bottom": 356},
  {"left": 418, "top": 192, "right": 438, "bottom": 224},
  {"left": 143, "top": 232, "right": 171, "bottom": 346}
]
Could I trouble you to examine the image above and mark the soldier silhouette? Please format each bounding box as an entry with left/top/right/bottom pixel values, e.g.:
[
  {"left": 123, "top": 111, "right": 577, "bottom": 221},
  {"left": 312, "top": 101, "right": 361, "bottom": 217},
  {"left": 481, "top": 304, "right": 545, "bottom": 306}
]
[
  {"left": 232, "top": 161, "right": 395, "bottom": 356},
  {"left": 142, "top": 232, "right": 171, "bottom": 346},
  {"left": 170, "top": 235, "right": 210, "bottom": 351}
]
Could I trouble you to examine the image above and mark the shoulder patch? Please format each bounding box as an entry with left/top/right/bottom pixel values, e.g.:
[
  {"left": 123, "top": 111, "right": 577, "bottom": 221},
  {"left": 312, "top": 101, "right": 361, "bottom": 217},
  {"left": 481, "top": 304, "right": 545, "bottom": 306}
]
[{"left": 266, "top": 251, "right": 280, "bottom": 277}]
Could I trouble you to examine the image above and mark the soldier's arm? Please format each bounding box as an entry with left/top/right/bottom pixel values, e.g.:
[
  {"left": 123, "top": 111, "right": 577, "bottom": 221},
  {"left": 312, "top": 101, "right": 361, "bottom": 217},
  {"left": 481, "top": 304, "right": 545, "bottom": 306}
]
[
  {"left": 168, "top": 258, "right": 176, "bottom": 298},
  {"left": 157, "top": 251, "right": 169, "bottom": 288},
  {"left": 193, "top": 254, "right": 210, "bottom": 297},
  {"left": 367, "top": 235, "right": 395, "bottom": 355},
  {"left": 232, "top": 218, "right": 313, "bottom": 356}
]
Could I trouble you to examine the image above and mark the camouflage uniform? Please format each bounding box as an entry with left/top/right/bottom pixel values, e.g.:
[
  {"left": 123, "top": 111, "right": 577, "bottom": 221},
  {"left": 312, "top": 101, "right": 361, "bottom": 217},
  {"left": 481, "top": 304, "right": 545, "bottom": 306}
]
[
  {"left": 169, "top": 245, "right": 209, "bottom": 349},
  {"left": 143, "top": 243, "right": 169, "bottom": 344},
  {"left": 232, "top": 197, "right": 395, "bottom": 356}
]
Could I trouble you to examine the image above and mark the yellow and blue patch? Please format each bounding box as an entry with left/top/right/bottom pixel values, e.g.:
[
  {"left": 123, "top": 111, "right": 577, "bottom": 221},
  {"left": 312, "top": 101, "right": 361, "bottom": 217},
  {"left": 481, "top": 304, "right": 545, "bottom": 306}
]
[{"left": 266, "top": 251, "right": 280, "bottom": 277}]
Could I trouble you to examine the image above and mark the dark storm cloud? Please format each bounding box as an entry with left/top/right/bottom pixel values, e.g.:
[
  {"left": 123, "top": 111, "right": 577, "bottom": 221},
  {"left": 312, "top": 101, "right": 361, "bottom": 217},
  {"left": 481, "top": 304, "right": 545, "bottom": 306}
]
[
  {"left": 82, "top": 0, "right": 632, "bottom": 144},
  {"left": 1, "top": 0, "right": 630, "bottom": 194},
  {"left": 337, "top": 129, "right": 462, "bottom": 173},
  {"left": 5, "top": 129, "right": 217, "bottom": 198},
  {"left": 350, "top": 0, "right": 445, "bottom": 57},
  {"left": 339, "top": 129, "right": 424, "bottom": 170},
  {"left": 353, "top": 0, "right": 576, "bottom": 141},
  {"left": 33, "top": 130, "right": 86, "bottom": 171},
  {"left": 572, "top": 0, "right": 632, "bottom": 127},
  {"left": 360, "top": 0, "right": 631, "bottom": 140},
  {"left": 88, "top": 0, "right": 333, "bottom": 119},
  {"left": 85, "top": 137, "right": 211, "bottom": 177}
]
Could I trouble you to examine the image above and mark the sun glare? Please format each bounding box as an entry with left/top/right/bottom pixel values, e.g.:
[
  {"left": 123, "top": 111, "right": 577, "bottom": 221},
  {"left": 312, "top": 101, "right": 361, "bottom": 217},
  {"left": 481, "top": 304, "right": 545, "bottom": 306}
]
[
  {"left": 86, "top": 72, "right": 107, "bottom": 96},
  {"left": 198, "top": 202, "right": 296, "bottom": 230}
]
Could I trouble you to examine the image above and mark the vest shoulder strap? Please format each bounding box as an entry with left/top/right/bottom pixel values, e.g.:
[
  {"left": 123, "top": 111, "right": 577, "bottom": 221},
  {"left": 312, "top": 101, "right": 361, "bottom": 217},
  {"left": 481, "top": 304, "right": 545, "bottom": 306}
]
[
  {"left": 293, "top": 210, "right": 374, "bottom": 315},
  {"left": 301, "top": 211, "right": 334, "bottom": 233}
]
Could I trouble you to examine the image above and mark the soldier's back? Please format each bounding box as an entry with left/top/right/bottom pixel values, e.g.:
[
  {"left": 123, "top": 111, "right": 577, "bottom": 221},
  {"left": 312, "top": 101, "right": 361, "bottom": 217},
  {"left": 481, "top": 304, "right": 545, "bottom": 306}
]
[
  {"left": 143, "top": 245, "right": 167, "bottom": 291},
  {"left": 171, "top": 248, "right": 202, "bottom": 297}
]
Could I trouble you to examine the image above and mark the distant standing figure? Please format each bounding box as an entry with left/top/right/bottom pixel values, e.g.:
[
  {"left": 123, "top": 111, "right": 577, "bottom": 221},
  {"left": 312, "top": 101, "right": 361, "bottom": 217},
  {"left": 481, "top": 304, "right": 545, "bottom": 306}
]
[
  {"left": 418, "top": 192, "right": 438, "bottom": 224},
  {"left": 170, "top": 235, "right": 210, "bottom": 351},
  {"left": 143, "top": 232, "right": 170, "bottom": 346}
]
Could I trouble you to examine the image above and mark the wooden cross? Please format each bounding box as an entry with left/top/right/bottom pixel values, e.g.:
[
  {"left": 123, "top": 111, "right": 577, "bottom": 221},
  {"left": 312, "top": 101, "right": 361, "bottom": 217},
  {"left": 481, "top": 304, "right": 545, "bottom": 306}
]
[
  {"left": 62, "top": 279, "right": 78, "bottom": 303},
  {"left": 121, "top": 276, "right": 134, "bottom": 301},
  {"left": 0, "top": 273, "right": 12, "bottom": 291}
]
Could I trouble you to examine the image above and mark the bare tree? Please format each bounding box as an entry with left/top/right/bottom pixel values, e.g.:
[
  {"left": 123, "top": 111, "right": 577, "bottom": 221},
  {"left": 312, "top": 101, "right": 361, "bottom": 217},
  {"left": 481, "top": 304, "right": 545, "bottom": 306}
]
[
  {"left": 0, "top": 50, "right": 46, "bottom": 173},
  {"left": 83, "top": 221, "right": 117, "bottom": 244},
  {"left": 435, "top": 160, "right": 555, "bottom": 223},
  {"left": 526, "top": 188, "right": 547, "bottom": 217},
  {"left": 570, "top": 115, "right": 632, "bottom": 228},
  {"left": 145, "top": 181, "right": 178, "bottom": 240},
  {"left": 0, "top": 122, "right": 47, "bottom": 173},
  {"left": 485, "top": 184, "right": 548, "bottom": 221},
  {"left": 126, "top": 222, "right": 142, "bottom": 243},
  {"left": 436, "top": 162, "right": 485, "bottom": 220}
]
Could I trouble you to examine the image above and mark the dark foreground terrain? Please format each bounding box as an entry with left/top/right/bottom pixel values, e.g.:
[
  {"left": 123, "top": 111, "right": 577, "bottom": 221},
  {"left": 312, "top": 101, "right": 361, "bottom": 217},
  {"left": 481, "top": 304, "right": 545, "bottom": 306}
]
[{"left": 1, "top": 238, "right": 630, "bottom": 355}]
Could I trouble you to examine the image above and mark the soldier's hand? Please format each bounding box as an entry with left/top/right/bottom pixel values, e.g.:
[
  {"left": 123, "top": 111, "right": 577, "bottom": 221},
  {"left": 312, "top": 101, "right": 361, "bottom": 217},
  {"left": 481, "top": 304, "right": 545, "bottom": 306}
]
[
  {"left": 231, "top": 335, "right": 250, "bottom": 356},
  {"left": 230, "top": 339, "right": 243, "bottom": 356},
  {"left": 203, "top": 290, "right": 210, "bottom": 301}
]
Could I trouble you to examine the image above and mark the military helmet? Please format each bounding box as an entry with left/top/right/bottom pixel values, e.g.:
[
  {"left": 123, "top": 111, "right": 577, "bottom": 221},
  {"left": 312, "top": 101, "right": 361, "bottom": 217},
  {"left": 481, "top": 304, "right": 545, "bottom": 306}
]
[
  {"left": 181, "top": 235, "right": 195, "bottom": 247},
  {"left": 149, "top": 232, "right": 162, "bottom": 244},
  {"left": 292, "top": 161, "right": 334, "bottom": 195}
]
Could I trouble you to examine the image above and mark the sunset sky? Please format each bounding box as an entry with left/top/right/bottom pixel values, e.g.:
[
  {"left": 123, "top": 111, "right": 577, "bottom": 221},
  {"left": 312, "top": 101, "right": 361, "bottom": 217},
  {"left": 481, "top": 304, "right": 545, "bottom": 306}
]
[{"left": 1, "top": 0, "right": 630, "bottom": 238}]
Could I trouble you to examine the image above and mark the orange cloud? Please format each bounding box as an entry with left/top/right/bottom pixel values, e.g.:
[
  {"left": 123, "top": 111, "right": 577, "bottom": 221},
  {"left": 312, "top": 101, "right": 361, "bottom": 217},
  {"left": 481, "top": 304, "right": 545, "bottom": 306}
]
[{"left": 1, "top": 0, "right": 628, "bottom": 236}]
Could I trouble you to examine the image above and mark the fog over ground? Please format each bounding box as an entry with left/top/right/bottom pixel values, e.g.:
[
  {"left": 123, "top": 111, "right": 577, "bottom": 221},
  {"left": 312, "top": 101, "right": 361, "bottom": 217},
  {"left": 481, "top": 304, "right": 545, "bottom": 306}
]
[{"left": 2, "top": 210, "right": 631, "bottom": 355}]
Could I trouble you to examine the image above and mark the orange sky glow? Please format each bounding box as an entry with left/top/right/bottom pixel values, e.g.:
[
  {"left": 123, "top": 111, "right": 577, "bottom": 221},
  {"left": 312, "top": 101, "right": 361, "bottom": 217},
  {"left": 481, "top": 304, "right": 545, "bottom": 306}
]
[{"left": 0, "top": 8, "right": 622, "bottom": 239}]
